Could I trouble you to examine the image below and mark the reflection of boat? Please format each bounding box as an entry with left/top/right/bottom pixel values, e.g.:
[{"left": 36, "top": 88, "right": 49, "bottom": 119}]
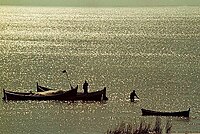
[{"left": 141, "top": 108, "right": 190, "bottom": 117}]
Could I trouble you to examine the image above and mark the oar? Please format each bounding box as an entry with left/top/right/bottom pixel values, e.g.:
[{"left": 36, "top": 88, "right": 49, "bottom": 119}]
[{"left": 62, "top": 70, "right": 72, "bottom": 88}]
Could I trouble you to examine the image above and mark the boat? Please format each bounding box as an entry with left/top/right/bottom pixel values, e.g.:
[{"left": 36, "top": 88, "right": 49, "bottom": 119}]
[
  {"left": 36, "top": 82, "right": 77, "bottom": 92},
  {"left": 36, "top": 83, "right": 108, "bottom": 101},
  {"left": 36, "top": 83, "right": 53, "bottom": 92},
  {"left": 76, "top": 87, "right": 108, "bottom": 101},
  {"left": 141, "top": 108, "right": 190, "bottom": 117},
  {"left": 2, "top": 87, "right": 78, "bottom": 101}
]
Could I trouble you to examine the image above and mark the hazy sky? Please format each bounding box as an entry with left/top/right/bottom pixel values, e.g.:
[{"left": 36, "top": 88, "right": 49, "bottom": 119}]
[{"left": 1, "top": 0, "right": 200, "bottom": 7}]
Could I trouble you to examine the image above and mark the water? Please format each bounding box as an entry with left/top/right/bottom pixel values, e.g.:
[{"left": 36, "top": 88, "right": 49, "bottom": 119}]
[{"left": 0, "top": 6, "right": 200, "bottom": 133}]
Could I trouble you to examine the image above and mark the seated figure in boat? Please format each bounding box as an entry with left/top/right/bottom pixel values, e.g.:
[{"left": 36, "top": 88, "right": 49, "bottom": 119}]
[
  {"left": 130, "top": 90, "right": 139, "bottom": 102},
  {"left": 83, "top": 80, "right": 89, "bottom": 94}
]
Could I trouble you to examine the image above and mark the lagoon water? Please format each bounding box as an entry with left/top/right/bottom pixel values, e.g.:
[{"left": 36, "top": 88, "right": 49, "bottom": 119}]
[{"left": 0, "top": 6, "right": 200, "bottom": 133}]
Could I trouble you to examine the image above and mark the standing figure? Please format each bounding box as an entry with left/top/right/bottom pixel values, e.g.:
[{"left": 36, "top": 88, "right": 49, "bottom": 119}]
[
  {"left": 130, "top": 90, "right": 139, "bottom": 102},
  {"left": 83, "top": 80, "right": 89, "bottom": 94}
]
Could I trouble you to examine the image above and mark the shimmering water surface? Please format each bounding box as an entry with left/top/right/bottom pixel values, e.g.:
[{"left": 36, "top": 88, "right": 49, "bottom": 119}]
[{"left": 0, "top": 6, "right": 200, "bottom": 133}]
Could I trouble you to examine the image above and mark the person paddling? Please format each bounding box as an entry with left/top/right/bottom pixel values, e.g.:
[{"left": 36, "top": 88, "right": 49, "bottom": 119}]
[{"left": 130, "top": 90, "right": 139, "bottom": 102}]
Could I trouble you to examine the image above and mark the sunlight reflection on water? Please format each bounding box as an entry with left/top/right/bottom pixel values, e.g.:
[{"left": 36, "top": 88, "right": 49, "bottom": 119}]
[{"left": 0, "top": 6, "right": 200, "bottom": 133}]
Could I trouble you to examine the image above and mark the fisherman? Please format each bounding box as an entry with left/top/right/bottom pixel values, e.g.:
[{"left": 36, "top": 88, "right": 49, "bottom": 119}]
[
  {"left": 130, "top": 90, "right": 139, "bottom": 102},
  {"left": 83, "top": 80, "right": 89, "bottom": 94}
]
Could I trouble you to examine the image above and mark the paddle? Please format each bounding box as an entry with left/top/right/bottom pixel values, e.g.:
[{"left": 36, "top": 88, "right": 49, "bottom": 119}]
[{"left": 62, "top": 70, "right": 72, "bottom": 88}]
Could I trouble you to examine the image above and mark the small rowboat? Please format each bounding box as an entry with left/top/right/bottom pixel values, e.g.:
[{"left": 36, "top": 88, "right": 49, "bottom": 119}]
[
  {"left": 37, "top": 83, "right": 53, "bottom": 92},
  {"left": 36, "top": 83, "right": 108, "bottom": 101},
  {"left": 75, "top": 87, "right": 108, "bottom": 101},
  {"left": 36, "top": 82, "right": 77, "bottom": 92},
  {"left": 141, "top": 108, "right": 190, "bottom": 117},
  {"left": 2, "top": 88, "right": 77, "bottom": 101}
]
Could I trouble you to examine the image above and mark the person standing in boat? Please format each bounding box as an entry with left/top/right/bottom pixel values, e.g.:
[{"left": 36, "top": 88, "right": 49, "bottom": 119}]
[
  {"left": 130, "top": 90, "right": 139, "bottom": 102},
  {"left": 83, "top": 80, "right": 89, "bottom": 94}
]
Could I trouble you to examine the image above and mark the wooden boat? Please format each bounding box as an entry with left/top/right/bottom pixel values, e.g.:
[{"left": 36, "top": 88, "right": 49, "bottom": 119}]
[
  {"left": 141, "top": 108, "right": 190, "bottom": 117},
  {"left": 2, "top": 87, "right": 78, "bottom": 101},
  {"left": 36, "top": 82, "right": 77, "bottom": 92},
  {"left": 37, "top": 83, "right": 53, "bottom": 92},
  {"left": 76, "top": 87, "right": 108, "bottom": 101},
  {"left": 36, "top": 83, "right": 108, "bottom": 101}
]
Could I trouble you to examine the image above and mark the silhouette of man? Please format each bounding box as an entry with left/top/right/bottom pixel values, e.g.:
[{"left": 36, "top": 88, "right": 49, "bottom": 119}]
[
  {"left": 130, "top": 90, "right": 139, "bottom": 102},
  {"left": 83, "top": 80, "right": 89, "bottom": 94}
]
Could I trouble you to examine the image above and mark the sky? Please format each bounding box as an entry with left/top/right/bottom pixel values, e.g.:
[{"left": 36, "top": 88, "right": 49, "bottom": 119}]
[{"left": 1, "top": 0, "right": 200, "bottom": 7}]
